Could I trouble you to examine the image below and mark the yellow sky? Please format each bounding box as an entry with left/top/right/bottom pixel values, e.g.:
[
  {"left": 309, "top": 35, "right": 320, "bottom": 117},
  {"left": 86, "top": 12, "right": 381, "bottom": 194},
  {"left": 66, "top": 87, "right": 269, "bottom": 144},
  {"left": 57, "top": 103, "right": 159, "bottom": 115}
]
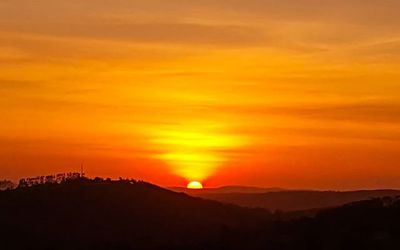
[{"left": 1, "top": 0, "right": 400, "bottom": 189}]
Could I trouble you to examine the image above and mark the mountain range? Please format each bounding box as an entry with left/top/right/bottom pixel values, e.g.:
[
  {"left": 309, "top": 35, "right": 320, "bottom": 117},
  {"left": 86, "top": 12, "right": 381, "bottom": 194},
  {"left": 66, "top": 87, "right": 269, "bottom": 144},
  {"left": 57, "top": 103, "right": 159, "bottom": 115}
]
[{"left": 171, "top": 186, "right": 400, "bottom": 211}]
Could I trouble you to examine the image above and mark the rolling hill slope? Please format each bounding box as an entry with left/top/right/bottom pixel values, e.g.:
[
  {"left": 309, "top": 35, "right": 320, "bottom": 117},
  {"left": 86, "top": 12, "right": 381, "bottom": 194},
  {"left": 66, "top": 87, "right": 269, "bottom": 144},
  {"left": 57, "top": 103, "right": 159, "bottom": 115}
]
[
  {"left": 183, "top": 188, "right": 400, "bottom": 211},
  {"left": 0, "top": 179, "right": 271, "bottom": 250}
]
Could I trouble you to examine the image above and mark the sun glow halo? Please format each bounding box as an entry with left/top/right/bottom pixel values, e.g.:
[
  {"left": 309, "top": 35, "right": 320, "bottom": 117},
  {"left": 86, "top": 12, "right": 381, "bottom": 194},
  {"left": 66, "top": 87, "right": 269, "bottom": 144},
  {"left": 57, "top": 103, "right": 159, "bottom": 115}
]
[{"left": 148, "top": 121, "right": 246, "bottom": 182}]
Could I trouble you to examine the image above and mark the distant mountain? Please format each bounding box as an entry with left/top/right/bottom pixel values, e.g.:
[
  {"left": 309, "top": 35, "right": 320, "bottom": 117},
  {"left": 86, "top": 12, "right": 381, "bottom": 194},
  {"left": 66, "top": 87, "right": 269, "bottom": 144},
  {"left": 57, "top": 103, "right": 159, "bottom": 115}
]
[
  {"left": 169, "top": 185, "right": 284, "bottom": 194},
  {"left": 2, "top": 180, "right": 400, "bottom": 249},
  {"left": 186, "top": 189, "right": 400, "bottom": 212}
]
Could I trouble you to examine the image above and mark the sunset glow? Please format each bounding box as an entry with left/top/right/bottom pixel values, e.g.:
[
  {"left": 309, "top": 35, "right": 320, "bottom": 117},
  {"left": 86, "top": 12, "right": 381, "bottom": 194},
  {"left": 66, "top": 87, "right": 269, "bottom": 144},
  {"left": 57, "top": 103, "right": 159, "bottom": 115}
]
[
  {"left": 1, "top": 1, "right": 400, "bottom": 189},
  {"left": 149, "top": 121, "right": 246, "bottom": 181}
]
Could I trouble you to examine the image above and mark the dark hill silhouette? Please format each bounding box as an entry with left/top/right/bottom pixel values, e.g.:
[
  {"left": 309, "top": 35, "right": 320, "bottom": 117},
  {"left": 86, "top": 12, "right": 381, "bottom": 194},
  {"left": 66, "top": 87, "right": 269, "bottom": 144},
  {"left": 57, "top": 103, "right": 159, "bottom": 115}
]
[
  {"left": 1, "top": 179, "right": 400, "bottom": 249},
  {"left": 0, "top": 179, "right": 271, "bottom": 250},
  {"left": 186, "top": 189, "right": 400, "bottom": 211}
]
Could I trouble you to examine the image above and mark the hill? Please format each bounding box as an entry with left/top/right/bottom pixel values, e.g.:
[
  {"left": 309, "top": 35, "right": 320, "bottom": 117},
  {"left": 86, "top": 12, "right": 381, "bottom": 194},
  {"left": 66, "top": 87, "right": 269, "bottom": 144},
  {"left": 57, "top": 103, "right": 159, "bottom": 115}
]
[
  {"left": 186, "top": 189, "right": 400, "bottom": 211},
  {"left": 1, "top": 179, "right": 400, "bottom": 249},
  {"left": 0, "top": 179, "right": 271, "bottom": 250}
]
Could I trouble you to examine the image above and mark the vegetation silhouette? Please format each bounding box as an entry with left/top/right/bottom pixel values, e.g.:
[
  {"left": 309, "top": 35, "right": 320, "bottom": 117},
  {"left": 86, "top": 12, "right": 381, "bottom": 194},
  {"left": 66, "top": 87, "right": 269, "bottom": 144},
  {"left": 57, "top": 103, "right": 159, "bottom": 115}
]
[
  {"left": 0, "top": 180, "right": 15, "bottom": 191},
  {"left": 1, "top": 178, "right": 400, "bottom": 250}
]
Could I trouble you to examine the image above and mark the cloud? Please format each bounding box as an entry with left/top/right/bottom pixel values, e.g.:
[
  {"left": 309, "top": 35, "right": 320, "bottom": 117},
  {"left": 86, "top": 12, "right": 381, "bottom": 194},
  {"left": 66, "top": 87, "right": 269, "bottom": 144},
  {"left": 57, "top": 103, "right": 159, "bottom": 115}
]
[
  {"left": 208, "top": 101, "right": 400, "bottom": 124},
  {"left": 1, "top": 0, "right": 399, "bottom": 50},
  {"left": 0, "top": 21, "right": 267, "bottom": 47},
  {"left": 0, "top": 79, "right": 41, "bottom": 90}
]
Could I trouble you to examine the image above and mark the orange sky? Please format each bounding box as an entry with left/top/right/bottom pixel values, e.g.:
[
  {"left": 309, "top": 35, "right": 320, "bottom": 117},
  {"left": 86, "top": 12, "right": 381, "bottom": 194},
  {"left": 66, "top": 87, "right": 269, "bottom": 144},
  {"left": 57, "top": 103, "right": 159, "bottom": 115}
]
[{"left": 1, "top": 0, "right": 400, "bottom": 189}]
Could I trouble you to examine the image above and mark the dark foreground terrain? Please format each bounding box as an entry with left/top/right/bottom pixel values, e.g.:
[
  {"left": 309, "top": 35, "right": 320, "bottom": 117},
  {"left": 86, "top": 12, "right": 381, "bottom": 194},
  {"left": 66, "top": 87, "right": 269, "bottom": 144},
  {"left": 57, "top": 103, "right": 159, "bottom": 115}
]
[{"left": 1, "top": 179, "right": 400, "bottom": 250}]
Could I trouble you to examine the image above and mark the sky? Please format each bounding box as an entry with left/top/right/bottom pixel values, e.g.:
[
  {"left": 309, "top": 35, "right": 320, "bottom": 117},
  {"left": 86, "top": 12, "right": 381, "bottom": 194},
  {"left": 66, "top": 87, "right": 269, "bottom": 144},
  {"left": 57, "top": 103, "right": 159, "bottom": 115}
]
[{"left": 1, "top": 0, "right": 400, "bottom": 189}]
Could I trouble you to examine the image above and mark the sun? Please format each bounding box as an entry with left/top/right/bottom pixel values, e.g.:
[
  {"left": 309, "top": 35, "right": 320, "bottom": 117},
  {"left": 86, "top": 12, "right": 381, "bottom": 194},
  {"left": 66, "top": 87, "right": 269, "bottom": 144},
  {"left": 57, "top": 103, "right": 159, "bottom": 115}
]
[{"left": 187, "top": 181, "right": 204, "bottom": 190}]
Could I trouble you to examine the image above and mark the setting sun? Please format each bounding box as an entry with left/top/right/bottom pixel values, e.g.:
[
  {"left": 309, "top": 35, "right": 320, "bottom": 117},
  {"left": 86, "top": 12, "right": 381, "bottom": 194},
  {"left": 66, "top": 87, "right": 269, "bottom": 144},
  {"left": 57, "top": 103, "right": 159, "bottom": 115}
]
[{"left": 187, "top": 181, "right": 204, "bottom": 190}]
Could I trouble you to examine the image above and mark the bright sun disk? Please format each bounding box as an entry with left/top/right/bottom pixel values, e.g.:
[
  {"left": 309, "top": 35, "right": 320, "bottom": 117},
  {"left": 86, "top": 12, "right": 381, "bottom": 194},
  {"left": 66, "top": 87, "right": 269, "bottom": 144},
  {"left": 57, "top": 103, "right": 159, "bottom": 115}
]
[{"left": 187, "top": 181, "right": 203, "bottom": 189}]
